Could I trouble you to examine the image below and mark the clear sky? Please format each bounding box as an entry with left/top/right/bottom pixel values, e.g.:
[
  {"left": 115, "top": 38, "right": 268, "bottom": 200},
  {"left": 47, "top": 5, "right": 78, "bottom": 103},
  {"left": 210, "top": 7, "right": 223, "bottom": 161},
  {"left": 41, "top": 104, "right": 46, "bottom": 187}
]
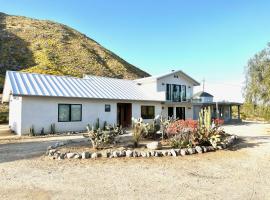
[{"left": 1, "top": 0, "right": 270, "bottom": 102}]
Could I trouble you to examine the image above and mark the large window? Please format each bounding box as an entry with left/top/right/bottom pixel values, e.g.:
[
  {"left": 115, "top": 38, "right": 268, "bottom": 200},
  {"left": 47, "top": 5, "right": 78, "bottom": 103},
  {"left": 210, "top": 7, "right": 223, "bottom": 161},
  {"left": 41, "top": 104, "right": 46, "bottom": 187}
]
[
  {"left": 58, "top": 104, "right": 82, "bottom": 122},
  {"left": 166, "top": 84, "right": 186, "bottom": 102},
  {"left": 141, "top": 106, "right": 155, "bottom": 119}
]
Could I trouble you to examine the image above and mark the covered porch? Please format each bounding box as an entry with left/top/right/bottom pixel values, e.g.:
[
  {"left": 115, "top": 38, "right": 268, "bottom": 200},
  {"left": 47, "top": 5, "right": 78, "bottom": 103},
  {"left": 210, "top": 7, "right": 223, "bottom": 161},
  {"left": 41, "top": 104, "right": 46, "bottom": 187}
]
[{"left": 193, "top": 102, "right": 242, "bottom": 123}]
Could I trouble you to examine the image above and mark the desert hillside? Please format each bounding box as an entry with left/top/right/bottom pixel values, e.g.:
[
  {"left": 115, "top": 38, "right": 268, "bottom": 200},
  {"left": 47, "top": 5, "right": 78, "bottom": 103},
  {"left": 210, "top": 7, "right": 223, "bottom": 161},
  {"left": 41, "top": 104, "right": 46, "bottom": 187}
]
[{"left": 0, "top": 12, "right": 149, "bottom": 89}]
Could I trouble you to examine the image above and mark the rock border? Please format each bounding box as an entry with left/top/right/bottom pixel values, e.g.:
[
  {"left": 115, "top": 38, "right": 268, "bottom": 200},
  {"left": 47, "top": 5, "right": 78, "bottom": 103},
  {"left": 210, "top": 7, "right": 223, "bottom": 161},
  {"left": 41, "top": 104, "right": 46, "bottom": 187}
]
[{"left": 46, "top": 135, "right": 238, "bottom": 160}]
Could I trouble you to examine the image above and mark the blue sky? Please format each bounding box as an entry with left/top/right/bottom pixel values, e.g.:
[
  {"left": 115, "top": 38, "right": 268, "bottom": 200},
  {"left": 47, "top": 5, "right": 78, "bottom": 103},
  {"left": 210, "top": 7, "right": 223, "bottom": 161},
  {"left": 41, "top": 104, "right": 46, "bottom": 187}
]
[{"left": 1, "top": 0, "right": 270, "bottom": 101}]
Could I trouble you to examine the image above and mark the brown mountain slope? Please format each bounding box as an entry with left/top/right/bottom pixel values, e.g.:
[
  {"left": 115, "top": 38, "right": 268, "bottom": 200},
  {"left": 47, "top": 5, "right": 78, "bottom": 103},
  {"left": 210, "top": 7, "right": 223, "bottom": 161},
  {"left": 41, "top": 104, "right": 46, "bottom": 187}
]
[{"left": 0, "top": 12, "right": 150, "bottom": 89}]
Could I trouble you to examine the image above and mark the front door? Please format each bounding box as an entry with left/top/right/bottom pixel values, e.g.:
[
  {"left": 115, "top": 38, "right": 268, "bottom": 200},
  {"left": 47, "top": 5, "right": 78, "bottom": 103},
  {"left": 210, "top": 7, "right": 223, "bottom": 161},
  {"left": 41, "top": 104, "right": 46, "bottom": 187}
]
[
  {"left": 117, "top": 103, "right": 132, "bottom": 127},
  {"left": 168, "top": 107, "right": 174, "bottom": 118},
  {"left": 176, "top": 107, "right": 185, "bottom": 120}
]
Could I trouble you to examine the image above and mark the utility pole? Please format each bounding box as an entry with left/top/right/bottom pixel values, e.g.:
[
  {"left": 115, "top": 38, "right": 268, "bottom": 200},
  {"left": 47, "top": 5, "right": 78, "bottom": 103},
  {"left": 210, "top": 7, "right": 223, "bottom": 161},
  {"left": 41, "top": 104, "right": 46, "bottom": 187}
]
[{"left": 202, "top": 78, "right": 205, "bottom": 92}]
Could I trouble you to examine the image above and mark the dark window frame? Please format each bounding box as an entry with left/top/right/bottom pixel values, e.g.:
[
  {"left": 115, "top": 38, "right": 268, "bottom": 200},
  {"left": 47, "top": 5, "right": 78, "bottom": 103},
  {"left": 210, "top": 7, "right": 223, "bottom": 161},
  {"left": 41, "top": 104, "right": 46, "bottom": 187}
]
[
  {"left": 166, "top": 84, "right": 171, "bottom": 100},
  {"left": 166, "top": 83, "right": 187, "bottom": 102},
  {"left": 105, "top": 104, "right": 111, "bottom": 112},
  {"left": 141, "top": 106, "right": 155, "bottom": 119},
  {"left": 58, "top": 104, "right": 82, "bottom": 122}
]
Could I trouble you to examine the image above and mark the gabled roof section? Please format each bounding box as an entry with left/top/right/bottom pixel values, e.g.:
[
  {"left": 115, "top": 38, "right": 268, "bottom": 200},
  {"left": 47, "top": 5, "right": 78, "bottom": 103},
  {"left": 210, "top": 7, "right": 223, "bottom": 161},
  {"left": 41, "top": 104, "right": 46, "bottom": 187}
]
[
  {"left": 193, "top": 91, "right": 214, "bottom": 98},
  {"left": 2, "top": 71, "right": 163, "bottom": 102},
  {"left": 135, "top": 70, "right": 200, "bottom": 86}
]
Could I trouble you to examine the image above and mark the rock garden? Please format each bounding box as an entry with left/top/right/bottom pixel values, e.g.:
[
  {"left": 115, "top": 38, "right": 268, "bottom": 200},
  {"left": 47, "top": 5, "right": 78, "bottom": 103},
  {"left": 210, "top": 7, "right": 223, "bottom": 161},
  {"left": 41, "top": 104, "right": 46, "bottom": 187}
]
[{"left": 46, "top": 107, "right": 238, "bottom": 160}]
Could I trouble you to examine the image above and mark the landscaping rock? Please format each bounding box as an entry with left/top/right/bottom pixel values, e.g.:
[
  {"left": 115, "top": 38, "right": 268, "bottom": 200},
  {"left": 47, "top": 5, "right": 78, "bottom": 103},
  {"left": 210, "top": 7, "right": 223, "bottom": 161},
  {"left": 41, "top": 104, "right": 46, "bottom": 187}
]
[
  {"left": 126, "top": 150, "right": 133, "bottom": 157},
  {"left": 195, "top": 146, "right": 203, "bottom": 154},
  {"left": 154, "top": 152, "right": 161, "bottom": 157},
  {"left": 74, "top": 154, "right": 81, "bottom": 159},
  {"left": 146, "top": 152, "right": 151, "bottom": 157},
  {"left": 47, "top": 146, "right": 53, "bottom": 151},
  {"left": 207, "top": 146, "right": 215, "bottom": 152},
  {"left": 133, "top": 151, "right": 138, "bottom": 157},
  {"left": 101, "top": 151, "right": 110, "bottom": 158},
  {"left": 66, "top": 152, "right": 75, "bottom": 159},
  {"left": 170, "top": 149, "right": 177, "bottom": 157},
  {"left": 174, "top": 149, "right": 181, "bottom": 155},
  {"left": 150, "top": 151, "right": 156, "bottom": 157},
  {"left": 222, "top": 143, "right": 227, "bottom": 149},
  {"left": 141, "top": 152, "right": 147, "bottom": 157},
  {"left": 137, "top": 152, "right": 141, "bottom": 157},
  {"left": 82, "top": 152, "right": 90, "bottom": 159},
  {"left": 48, "top": 149, "right": 57, "bottom": 156},
  {"left": 167, "top": 152, "right": 172, "bottom": 156},
  {"left": 187, "top": 148, "right": 195, "bottom": 155},
  {"left": 112, "top": 151, "right": 118, "bottom": 158},
  {"left": 180, "top": 149, "right": 186, "bottom": 156},
  {"left": 201, "top": 146, "right": 207, "bottom": 153},
  {"left": 161, "top": 150, "right": 168, "bottom": 156},
  {"left": 109, "top": 155, "right": 114, "bottom": 158},
  {"left": 91, "top": 152, "right": 98, "bottom": 159},
  {"left": 146, "top": 142, "right": 162, "bottom": 150},
  {"left": 217, "top": 145, "right": 223, "bottom": 150},
  {"left": 59, "top": 153, "right": 65, "bottom": 159},
  {"left": 119, "top": 150, "right": 126, "bottom": 157}
]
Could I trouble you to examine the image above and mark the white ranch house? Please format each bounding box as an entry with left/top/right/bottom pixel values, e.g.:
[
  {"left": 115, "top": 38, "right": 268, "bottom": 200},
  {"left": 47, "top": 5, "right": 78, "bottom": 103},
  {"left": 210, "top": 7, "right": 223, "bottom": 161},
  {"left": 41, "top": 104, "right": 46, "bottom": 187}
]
[{"left": 2, "top": 70, "right": 241, "bottom": 135}]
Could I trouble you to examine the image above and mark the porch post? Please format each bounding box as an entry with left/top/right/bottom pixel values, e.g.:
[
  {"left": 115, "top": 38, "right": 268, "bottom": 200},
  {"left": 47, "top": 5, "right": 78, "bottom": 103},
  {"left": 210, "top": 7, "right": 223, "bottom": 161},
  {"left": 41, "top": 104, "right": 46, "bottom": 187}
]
[
  {"left": 216, "top": 102, "right": 219, "bottom": 119},
  {"left": 237, "top": 105, "right": 240, "bottom": 120},
  {"left": 173, "top": 106, "right": 176, "bottom": 119},
  {"left": 229, "top": 105, "right": 232, "bottom": 120}
]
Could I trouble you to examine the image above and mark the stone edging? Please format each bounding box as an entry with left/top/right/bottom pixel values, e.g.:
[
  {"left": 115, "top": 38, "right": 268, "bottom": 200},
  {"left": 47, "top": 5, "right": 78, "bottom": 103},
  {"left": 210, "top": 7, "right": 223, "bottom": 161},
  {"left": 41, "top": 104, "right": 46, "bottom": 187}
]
[{"left": 46, "top": 135, "right": 238, "bottom": 160}]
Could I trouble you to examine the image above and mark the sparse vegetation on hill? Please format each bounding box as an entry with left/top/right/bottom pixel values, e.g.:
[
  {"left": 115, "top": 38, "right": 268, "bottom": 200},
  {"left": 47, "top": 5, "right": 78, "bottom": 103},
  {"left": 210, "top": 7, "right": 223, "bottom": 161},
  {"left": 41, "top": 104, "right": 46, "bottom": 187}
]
[{"left": 0, "top": 12, "right": 149, "bottom": 90}]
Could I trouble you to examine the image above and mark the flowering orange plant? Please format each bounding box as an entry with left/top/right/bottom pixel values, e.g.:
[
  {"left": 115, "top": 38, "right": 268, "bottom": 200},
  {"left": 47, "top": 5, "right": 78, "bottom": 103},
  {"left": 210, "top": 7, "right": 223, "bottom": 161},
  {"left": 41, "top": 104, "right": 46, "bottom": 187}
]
[{"left": 166, "top": 119, "right": 198, "bottom": 137}]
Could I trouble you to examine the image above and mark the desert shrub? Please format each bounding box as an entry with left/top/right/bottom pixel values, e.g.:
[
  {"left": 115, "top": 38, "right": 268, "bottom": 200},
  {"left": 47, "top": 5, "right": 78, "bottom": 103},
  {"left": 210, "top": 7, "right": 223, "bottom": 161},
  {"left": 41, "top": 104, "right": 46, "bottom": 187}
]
[
  {"left": 86, "top": 124, "right": 120, "bottom": 149},
  {"left": 166, "top": 119, "right": 198, "bottom": 148},
  {"left": 132, "top": 118, "right": 150, "bottom": 147}
]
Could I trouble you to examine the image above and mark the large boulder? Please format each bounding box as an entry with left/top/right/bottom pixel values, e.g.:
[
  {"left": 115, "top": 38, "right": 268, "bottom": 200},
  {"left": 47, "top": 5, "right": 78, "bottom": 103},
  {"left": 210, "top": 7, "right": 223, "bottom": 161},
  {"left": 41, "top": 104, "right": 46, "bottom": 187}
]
[{"left": 146, "top": 142, "right": 162, "bottom": 150}]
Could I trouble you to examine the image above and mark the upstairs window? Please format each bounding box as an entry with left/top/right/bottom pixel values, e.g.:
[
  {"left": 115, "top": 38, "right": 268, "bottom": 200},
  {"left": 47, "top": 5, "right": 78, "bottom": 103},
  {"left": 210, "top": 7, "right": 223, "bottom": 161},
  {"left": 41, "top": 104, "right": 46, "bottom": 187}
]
[
  {"left": 141, "top": 106, "right": 155, "bottom": 119},
  {"left": 166, "top": 84, "right": 186, "bottom": 102},
  {"left": 58, "top": 104, "right": 82, "bottom": 122},
  {"left": 166, "top": 84, "right": 171, "bottom": 100},
  {"left": 181, "top": 85, "right": 186, "bottom": 101}
]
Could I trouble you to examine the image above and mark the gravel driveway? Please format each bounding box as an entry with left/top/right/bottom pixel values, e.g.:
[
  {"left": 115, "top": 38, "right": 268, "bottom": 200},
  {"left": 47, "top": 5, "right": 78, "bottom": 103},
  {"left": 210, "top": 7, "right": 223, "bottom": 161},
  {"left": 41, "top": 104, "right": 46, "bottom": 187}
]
[{"left": 0, "top": 122, "right": 270, "bottom": 200}]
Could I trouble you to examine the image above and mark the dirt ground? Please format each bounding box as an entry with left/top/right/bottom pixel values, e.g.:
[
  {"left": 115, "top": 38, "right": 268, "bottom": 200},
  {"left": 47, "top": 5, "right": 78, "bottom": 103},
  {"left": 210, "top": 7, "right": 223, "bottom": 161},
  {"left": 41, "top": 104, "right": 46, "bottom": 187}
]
[{"left": 0, "top": 122, "right": 270, "bottom": 200}]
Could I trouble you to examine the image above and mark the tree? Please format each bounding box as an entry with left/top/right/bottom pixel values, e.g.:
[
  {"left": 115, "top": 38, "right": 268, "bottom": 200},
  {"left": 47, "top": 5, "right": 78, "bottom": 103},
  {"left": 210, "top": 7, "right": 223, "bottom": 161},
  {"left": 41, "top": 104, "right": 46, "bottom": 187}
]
[{"left": 244, "top": 43, "right": 270, "bottom": 105}]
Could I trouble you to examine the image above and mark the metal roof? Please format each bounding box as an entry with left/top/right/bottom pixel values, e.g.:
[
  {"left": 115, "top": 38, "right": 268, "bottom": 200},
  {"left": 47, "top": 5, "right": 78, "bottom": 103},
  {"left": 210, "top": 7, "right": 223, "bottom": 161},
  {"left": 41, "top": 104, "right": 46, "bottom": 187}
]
[
  {"left": 2, "top": 71, "right": 163, "bottom": 102},
  {"left": 135, "top": 70, "right": 200, "bottom": 86},
  {"left": 193, "top": 91, "right": 214, "bottom": 98}
]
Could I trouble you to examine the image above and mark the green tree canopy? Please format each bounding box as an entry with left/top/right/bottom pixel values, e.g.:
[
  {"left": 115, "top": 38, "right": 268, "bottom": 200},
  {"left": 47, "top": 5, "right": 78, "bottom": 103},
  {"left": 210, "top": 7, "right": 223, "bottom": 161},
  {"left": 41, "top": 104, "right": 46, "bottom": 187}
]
[{"left": 244, "top": 43, "right": 270, "bottom": 105}]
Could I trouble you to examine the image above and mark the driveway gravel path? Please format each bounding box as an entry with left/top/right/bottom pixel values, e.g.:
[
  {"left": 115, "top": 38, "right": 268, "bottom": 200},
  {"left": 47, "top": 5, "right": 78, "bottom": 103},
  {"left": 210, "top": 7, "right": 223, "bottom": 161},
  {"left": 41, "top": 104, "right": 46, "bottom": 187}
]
[{"left": 0, "top": 122, "right": 270, "bottom": 200}]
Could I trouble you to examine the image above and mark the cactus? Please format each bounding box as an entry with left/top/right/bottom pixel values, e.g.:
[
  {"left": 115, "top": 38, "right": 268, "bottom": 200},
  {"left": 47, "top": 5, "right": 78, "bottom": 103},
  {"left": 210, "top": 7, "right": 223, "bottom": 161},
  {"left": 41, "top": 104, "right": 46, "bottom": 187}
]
[
  {"left": 103, "top": 121, "right": 107, "bottom": 131},
  {"left": 30, "top": 125, "right": 35, "bottom": 136},
  {"left": 95, "top": 118, "right": 100, "bottom": 130},
  {"left": 50, "top": 123, "right": 56, "bottom": 134},
  {"left": 198, "top": 107, "right": 211, "bottom": 131},
  {"left": 41, "top": 127, "right": 45, "bottom": 135}
]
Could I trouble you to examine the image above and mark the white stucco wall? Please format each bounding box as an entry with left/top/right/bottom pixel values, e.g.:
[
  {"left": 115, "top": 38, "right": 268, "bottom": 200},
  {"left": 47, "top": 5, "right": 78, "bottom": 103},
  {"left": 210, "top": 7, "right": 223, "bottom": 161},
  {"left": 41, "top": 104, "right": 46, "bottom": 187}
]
[
  {"left": 9, "top": 96, "right": 22, "bottom": 135},
  {"left": 137, "top": 72, "right": 195, "bottom": 101},
  {"left": 13, "top": 96, "right": 163, "bottom": 135}
]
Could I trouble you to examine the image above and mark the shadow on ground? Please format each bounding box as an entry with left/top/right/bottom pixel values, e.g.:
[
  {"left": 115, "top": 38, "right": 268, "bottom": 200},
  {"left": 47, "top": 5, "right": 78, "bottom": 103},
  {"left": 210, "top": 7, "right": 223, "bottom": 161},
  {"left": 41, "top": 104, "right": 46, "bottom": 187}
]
[
  {"left": 226, "top": 135, "right": 270, "bottom": 151},
  {"left": 0, "top": 138, "right": 83, "bottom": 164}
]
